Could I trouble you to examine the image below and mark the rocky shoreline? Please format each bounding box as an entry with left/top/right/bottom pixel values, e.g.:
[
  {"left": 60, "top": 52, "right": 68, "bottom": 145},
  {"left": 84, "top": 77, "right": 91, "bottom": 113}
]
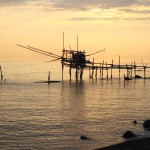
[
  {"left": 95, "top": 119, "right": 150, "bottom": 150},
  {"left": 95, "top": 136, "right": 150, "bottom": 150}
]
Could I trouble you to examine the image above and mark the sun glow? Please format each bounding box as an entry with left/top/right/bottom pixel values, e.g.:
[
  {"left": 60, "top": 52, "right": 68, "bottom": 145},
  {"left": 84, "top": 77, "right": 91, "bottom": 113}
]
[{"left": 0, "top": 1, "right": 150, "bottom": 62}]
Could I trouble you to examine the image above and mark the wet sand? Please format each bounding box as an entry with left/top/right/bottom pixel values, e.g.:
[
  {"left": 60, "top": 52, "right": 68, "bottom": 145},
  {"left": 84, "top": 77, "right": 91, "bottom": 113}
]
[{"left": 95, "top": 137, "right": 150, "bottom": 150}]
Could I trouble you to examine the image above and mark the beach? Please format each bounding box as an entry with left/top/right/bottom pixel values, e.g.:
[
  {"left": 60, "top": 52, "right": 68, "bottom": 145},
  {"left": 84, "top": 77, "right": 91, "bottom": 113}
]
[{"left": 96, "top": 137, "right": 150, "bottom": 150}]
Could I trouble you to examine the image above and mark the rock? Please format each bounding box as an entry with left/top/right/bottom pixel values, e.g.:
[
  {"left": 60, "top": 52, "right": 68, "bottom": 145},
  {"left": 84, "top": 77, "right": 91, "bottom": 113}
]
[
  {"left": 122, "top": 131, "right": 136, "bottom": 138},
  {"left": 143, "top": 120, "right": 150, "bottom": 128},
  {"left": 135, "top": 75, "right": 142, "bottom": 78},
  {"left": 80, "top": 135, "right": 88, "bottom": 140}
]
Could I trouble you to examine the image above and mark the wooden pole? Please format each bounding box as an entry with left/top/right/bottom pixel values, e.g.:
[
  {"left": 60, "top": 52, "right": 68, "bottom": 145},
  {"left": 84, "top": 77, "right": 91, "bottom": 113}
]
[
  {"left": 62, "top": 32, "right": 65, "bottom": 80},
  {"left": 62, "top": 62, "right": 64, "bottom": 80},
  {"left": 75, "top": 67, "right": 78, "bottom": 80},
  {"left": 131, "top": 62, "right": 132, "bottom": 79},
  {"left": 106, "top": 62, "right": 108, "bottom": 80},
  {"left": 126, "top": 64, "right": 128, "bottom": 77},
  {"left": 100, "top": 63, "right": 101, "bottom": 79},
  {"left": 48, "top": 71, "right": 50, "bottom": 83},
  {"left": 92, "top": 58, "right": 94, "bottom": 78},
  {"left": 80, "top": 68, "right": 83, "bottom": 80},
  {"left": 89, "top": 66, "right": 91, "bottom": 78},
  {"left": 124, "top": 74, "right": 125, "bottom": 86},
  {"left": 77, "top": 35, "right": 78, "bottom": 52},
  {"left": 66, "top": 51, "right": 67, "bottom": 60},
  {"left": 102, "top": 60, "right": 104, "bottom": 79},
  {"left": 111, "top": 59, "right": 113, "bottom": 79},
  {"left": 144, "top": 67, "right": 146, "bottom": 79},
  {"left": 95, "top": 66, "right": 97, "bottom": 79},
  {"left": 119, "top": 56, "right": 120, "bottom": 79},
  {"left": 0, "top": 65, "right": 3, "bottom": 82},
  {"left": 69, "top": 64, "right": 72, "bottom": 81},
  {"left": 63, "top": 32, "right": 64, "bottom": 50},
  {"left": 134, "top": 61, "right": 136, "bottom": 77}
]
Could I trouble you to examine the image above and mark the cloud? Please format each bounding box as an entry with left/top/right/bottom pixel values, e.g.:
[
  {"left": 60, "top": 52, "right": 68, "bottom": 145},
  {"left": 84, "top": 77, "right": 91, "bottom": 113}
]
[
  {"left": 69, "top": 16, "right": 120, "bottom": 21},
  {"left": 69, "top": 15, "right": 150, "bottom": 22},
  {"left": 138, "top": 1, "right": 150, "bottom": 6},
  {"left": 50, "top": 0, "right": 137, "bottom": 10},
  {"left": 123, "top": 16, "right": 150, "bottom": 21},
  {"left": 0, "top": 0, "right": 150, "bottom": 9},
  {"left": 1, "top": 0, "right": 150, "bottom": 22},
  {"left": 0, "top": 0, "right": 28, "bottom": 6},
  {"left": 49, "top": 0, "right": 150, "bottom": 11},
  {"left": 0, "top": 0, "right": 47, "bottom": 7},
  {"left": 119, "top": 8, "right": 150, "bottom": 14}
]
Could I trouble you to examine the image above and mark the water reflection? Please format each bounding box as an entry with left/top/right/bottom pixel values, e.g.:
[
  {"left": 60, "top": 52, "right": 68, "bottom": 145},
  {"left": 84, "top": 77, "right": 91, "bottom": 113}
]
[{"left": 1, "top": 72, "right": 150, "bottom": 149}]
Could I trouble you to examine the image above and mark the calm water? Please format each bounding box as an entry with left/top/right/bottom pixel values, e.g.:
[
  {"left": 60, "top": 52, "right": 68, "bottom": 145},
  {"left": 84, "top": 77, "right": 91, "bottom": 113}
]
[{"left": 0, "top": 61, "right": 150, "bottom": 150}]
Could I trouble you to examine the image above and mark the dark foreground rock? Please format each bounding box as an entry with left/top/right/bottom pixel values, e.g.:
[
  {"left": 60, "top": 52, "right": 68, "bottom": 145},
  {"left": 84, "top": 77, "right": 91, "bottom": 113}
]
[
  {"left": 95, "top": 136, "right": 150, "bottom": 150},
  {"left": 133, "top": 120, "right": 137, "bottom": 124},
  {"left": 122, "top": 131, "right": 136, "bottom": 138},
  {"left": 143, "top": 120, "right": 150, "bottom": 129},
  {"left": 80, "top": 136, "right": 88, "bottom": 140}
]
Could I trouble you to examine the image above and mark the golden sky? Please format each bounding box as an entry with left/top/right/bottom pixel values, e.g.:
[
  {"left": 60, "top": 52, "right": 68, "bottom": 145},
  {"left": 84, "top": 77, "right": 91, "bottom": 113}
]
[{"left": 0, "top": 0, "right": 150, "bottom": 63}]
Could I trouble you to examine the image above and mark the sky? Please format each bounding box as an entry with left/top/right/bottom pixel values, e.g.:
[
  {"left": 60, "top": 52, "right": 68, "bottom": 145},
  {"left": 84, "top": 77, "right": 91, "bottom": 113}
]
[{"left": 0, "top": 0, "right": 150, "bottom": 63}]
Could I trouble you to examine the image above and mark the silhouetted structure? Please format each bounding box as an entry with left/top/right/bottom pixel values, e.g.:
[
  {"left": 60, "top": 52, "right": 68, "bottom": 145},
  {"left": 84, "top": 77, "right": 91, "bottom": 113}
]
[{"left": 17, "top": 33, "right": 150, "bottom": 81}]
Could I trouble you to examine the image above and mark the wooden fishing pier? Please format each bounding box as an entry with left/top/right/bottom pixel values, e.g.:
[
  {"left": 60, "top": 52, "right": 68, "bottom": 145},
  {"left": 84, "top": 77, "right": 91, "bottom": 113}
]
[
  {"left": 17, "top": 33, "right": 150, "bottom": 82},
  {"left": 86, "top": 56, "right": 150, "bottom": 81},
  {"left": 60, "top": 51, "right": 150, "bottom": 81}
]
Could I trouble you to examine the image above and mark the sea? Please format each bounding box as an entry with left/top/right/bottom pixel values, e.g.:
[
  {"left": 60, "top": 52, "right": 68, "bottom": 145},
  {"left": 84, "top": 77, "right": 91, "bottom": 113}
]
[{"left": 0, "top": 61, "right": 150, "bottom": 150}]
